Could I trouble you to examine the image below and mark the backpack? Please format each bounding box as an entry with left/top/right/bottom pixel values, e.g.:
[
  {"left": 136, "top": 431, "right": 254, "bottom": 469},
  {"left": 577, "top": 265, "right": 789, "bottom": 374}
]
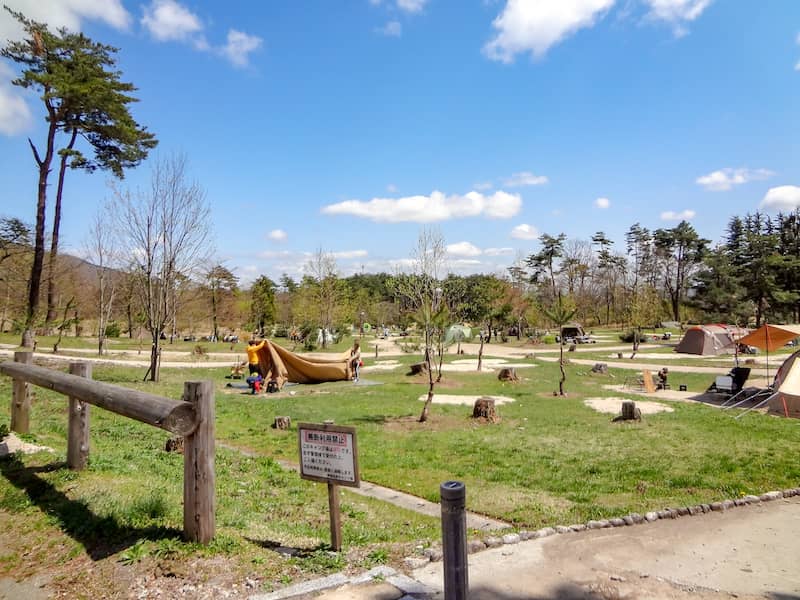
[{"left": 266, "top": 379, "right": 279, "bottom": 393}]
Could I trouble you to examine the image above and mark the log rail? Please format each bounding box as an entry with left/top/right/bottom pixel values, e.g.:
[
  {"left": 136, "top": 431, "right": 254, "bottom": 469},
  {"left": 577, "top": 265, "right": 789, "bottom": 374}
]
[{"left": 1, "top": 351, "right": 215, "bottom": 543}]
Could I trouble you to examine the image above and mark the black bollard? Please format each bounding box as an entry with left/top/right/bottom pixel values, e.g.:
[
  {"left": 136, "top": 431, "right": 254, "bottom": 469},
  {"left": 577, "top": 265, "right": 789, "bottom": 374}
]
[{"left": 440, "top": 480, "right": 468, "bottom": 600}]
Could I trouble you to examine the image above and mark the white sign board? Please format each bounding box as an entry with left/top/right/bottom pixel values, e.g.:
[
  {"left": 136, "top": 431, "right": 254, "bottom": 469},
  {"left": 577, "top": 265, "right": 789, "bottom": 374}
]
[{"left": 298, "top": 423, "right": 360, "bottom": 487}]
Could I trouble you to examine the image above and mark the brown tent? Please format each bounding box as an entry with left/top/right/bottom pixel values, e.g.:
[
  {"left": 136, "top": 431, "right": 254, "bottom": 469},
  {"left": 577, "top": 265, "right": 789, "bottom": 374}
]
[
  {"left": 674, "top": 325, "right": 747, "bottom": 355},
  {"left": 256, "top": 339, "right": 352, "bottom": 390}
]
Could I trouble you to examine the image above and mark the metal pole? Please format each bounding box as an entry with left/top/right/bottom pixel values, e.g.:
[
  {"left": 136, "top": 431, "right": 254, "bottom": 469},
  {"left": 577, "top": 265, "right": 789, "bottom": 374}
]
[{"left": 440, "top": 480, "right": 468, "bottom": 600}]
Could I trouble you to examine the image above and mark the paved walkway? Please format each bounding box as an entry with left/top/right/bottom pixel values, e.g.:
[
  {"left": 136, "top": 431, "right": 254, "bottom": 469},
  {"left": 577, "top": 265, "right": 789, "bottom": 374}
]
[{"left": 262, "top": 495, "right": 800, "bottom": 599}]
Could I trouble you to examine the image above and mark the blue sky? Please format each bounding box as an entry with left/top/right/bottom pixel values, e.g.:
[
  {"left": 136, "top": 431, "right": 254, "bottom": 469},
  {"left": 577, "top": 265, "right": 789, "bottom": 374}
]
[{"left": 1, "top": 0, "right": 799, "bottom": 285}]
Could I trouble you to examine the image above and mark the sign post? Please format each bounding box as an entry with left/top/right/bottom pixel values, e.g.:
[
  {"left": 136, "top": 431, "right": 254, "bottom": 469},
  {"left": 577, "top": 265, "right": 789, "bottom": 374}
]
[{"left": 298, "top": 422, "right": 359, "bottom": 551}]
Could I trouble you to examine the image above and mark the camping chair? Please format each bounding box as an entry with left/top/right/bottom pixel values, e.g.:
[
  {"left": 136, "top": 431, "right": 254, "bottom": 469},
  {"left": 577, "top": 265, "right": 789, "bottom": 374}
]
[
  {"left": 712, "top": 375, "right": 734, "bottom": 395},
  {"left": 730, "top": 367, "right": 751, "bottom": 394},
  {"left": 229, "top": 360, "right": 247, "bottom": 379}
]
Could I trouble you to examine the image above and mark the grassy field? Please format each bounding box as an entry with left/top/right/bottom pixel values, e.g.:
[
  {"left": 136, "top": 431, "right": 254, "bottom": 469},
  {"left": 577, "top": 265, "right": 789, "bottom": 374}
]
[{"left": 1, "top": 332, "right": 799, "bottom": 596}]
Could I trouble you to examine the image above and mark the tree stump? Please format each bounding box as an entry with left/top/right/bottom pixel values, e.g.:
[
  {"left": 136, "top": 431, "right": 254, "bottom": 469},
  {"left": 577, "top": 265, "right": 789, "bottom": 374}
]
[
  {"left": 409, "top": 362, "right": 429, "bottom": 376},
  {"left": 568, "top": 344, "right": 577, "bottom": 352},
  {"left": 497, "top": 368, "right": 518, "bottom": 382},
  {"left": 613, "top": 401, "right": 642, "bottom": 422},
  {"left": 590, "top": 363, "right": 608, "bottom": 374},
  {"left": 472, "top": 397, "right": 499, "bottom": 423},
  {"left": 165, "top": 436, "right": 184, "bottom": 453},
  {"left": 272, "top": 416, "right": 291, "bottom": 430}
]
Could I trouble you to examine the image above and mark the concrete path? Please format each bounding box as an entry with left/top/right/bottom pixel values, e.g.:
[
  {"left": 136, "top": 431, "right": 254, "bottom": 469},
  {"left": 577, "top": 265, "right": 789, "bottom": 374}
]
[
  {"left": 346, "top": 481, "right": 507, "bottom": 532},
  {"left": 285, "top": 496, "right": 800, "bottom": 600}
]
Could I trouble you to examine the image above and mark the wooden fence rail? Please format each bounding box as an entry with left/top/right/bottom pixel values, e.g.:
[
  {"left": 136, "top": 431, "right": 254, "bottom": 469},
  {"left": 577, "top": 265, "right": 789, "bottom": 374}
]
[{"left": 1, "top": 352, "right": 215, "bottom": 543}]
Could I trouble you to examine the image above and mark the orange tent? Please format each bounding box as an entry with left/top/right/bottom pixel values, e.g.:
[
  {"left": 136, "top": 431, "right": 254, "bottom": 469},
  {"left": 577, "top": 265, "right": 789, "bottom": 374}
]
[{"left": 738, "top": 323, "right": 800, "bottom": 351}]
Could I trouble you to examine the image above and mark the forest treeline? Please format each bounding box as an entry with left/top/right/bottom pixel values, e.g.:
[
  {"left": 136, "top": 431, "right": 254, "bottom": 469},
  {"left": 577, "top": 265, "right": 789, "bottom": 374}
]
[{"left": 2, "top": 210, "right": 799, "bottom": 347}]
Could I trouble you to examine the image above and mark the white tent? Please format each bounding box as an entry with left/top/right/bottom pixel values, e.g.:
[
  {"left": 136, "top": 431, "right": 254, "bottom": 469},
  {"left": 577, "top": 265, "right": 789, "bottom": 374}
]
[{"left": 766, "top": 349, "right": 800, "bottom": 418}]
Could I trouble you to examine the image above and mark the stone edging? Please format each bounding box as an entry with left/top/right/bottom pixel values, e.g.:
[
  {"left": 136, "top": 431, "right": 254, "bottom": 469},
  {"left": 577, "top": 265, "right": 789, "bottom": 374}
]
[{"left": 401, "top": 487, "right": 800, "bottom": 569}]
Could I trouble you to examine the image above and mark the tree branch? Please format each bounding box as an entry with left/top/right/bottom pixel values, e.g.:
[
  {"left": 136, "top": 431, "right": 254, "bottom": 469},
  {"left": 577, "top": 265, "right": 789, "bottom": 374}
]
[{"left": 28, "top": 138, "right": 43, "bottom": 167}]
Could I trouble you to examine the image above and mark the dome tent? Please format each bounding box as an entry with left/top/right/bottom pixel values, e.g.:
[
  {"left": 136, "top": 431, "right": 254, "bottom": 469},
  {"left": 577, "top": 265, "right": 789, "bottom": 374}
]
[
  {"left": 674, "top": 324, "right": 746, "bottom": 356},
  {"left": 445, "top": 324, "right": 472, "bottom": 344}
]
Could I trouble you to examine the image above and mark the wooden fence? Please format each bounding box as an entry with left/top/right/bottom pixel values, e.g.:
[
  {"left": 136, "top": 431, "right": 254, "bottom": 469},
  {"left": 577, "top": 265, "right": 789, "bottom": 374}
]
[{"left": 0, "top": 351, "right": 215, "bottom": 543}]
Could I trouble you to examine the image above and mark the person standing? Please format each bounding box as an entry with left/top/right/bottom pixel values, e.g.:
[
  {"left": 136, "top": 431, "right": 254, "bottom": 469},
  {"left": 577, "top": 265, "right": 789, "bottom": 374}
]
[
  {"left": 246, "top": 339, "right": 266, "bottom": 376},
  {"left": 350, "top": 340, "right": 362, "bottom": 382}
]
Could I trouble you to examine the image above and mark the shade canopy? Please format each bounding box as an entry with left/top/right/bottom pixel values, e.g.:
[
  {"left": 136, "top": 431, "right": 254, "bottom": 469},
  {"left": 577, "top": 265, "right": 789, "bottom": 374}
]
[{"left": 738, "top": 324, "right": 800, "bottom": 351}]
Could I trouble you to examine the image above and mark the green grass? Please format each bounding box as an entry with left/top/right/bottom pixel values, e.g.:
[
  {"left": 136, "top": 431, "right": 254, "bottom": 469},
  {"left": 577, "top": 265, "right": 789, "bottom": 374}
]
[{"left": 1, "top": 334, "right": 799, "bottom": 591}]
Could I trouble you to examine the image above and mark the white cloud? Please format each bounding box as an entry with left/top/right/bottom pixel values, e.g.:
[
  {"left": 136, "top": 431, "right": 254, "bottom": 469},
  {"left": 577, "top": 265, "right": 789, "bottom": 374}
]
[
  {"left": 0, "top": 0, "right": 131, "bottom": 42},
  {"left": 447, "top": 241, "right": 483, "bottom": 257},
  {"left": 0, "top": 62, "right": 32, "bottom": 135},
  {"left": 321, "top": 190, "right": 522, "bottom": 223},
  {"left": 331, "top": 249, "right": 369, "bottom": 259},
  {"left": 595, "top": 197, "right": 610, "bottom": 208},
  {"left": 219, "top": 29, "right": 262, "bottom": 67},
  {"left": 484, "top": 247, "right": 514, "bottom": 256},
  {"left": 268, "top": 229, "right": 287, "bottom": 242},
  {"left": 760, "top": 186, "right": 800, "bottom": 212},
  {"left": 484, "top": 0, "right": 615, "bottom": 62},
  {"left": 511, "top": 223, "right": 540, "bottom": 240},
  {"left": 376, "top": 20, "right": 402, "bottom": 37},
  {"left": 660, "top": 209, "right": 696, "bottom": 221},
  {"left": 696, "top": 167, "right": 774, "bottom": 191},
  {"left": 141, "top": 0, "right": 202, "bottom": 41},
  {"left": 473, "top": 181, "right": 494, "bottom": 191},
  {"left": 644, "top": 0, "right": 712, "bottom": 34},
  {"left": 140, "top": 1, "right": 260, "bottom": 67},
  {"left": 397, "top": 0, "right": 427, "bottom": 13},
  {"left": 502, "top": 171, "right": 549, "bottom": 187}
]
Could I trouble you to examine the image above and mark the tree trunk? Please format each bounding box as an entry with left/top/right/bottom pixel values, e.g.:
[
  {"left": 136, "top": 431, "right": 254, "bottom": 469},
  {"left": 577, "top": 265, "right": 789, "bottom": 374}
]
[
  {"left": 558, "top": 344, "right": 566, "bottom": 395},
  {"left": 148, "top": 334, "right": 161, "bottom": 382},
  {"left": 419, "top": 329, "right": 435, "bottom": 422},
  {"left": 477, "top": 333, "right": 485, "bottom": 371},
  {"left": 22, "top": 124, "right": 57, "bottom": 347},
  {"left": 127, "top": 300, "right": 134, "bottom": 339},
  {"left": 211, "top": 286, "right": 218, "bottom": 340},
  {"left": 45, "top": 128, "right": 77, "bottom": 330}
]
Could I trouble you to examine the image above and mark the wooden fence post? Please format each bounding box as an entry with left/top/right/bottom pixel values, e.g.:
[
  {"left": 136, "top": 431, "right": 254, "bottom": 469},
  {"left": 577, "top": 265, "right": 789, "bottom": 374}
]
[
  {"left": 183, "top": 380, "right": 215, "bottom": 543},
  {"left": 67, "top": 362, "right": 92, "bottom": 470},
  {"left": 10, "top": 351, "right": 32, "bottom": 433}
]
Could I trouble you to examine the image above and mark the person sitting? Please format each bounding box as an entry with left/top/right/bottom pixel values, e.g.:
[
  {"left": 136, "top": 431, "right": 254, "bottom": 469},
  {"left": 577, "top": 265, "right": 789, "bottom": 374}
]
[
  {"left": 246, "top": 339, "right": 266, "bottom": 376},
  {"left": 350, "top": 340, "right": 362, "bottom": 382},
  {"left": 657, "top": 367, "right": 669, "bottom": 390},
  {"left": 246, "top": 373, "right": 263, "bottom": 394}
]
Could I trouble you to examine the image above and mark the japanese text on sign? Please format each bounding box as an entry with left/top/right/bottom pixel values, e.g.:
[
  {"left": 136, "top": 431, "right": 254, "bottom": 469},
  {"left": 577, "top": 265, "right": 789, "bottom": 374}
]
[{"left": 298, "top": 424, "right": 359, "bottom": 487}]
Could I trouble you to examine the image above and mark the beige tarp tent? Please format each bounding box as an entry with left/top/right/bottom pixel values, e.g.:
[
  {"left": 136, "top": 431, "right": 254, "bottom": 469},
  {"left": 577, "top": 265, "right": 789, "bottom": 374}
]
[
  {"left": 674, "top": 325, "right": 747, "bottom": 355},
  {"left": 255, "top": 339, "right": 352, "bottom": 390},
  {"left": 766, "top": 349, "right": 800, "bottom": 418}
]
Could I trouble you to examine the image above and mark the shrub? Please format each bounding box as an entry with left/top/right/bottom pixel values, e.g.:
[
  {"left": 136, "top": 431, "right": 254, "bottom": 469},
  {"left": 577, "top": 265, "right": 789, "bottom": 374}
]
[
  {"left": 542, "top": 335, "right": 557, "bottom": 344},
  {"left": 619, "top": 329, "right": 644, "bottom": 343},
  {"left": 104, "top": 321, "right": 121, "bottom": 337},
  {"left": 273, "top": 325, "right": 288, "bottom": 338}
]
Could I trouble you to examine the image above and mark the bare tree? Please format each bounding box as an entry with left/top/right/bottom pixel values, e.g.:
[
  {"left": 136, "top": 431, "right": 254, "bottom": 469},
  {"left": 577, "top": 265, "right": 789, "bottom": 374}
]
[
  {"left": 112, "top": 155, "right": 211, "bottom": 381},
  {"left": 85, "top": 208, "right": 117, "bottom": 355},
  {"left": 304, "top": 249, "right": 340, "bottom": 348},
  {"left": 393, "top": 228, "right": 447, "bottom": 423}
]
